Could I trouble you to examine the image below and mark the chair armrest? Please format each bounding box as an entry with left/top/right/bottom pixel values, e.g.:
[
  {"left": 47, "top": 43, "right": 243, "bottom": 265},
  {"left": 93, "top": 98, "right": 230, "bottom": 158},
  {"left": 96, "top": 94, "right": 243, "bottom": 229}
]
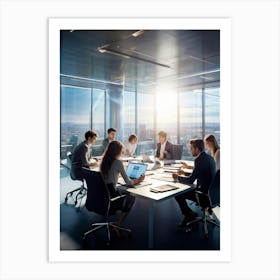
[
  {"left": 110, "top": 195, "right": 126, "bottom": 202},
  {"left": 195, "top": 190, "right": 208, "bottom": 197},
  {"left": 194, "top": 190, "right": 210, "bottom": 207}
]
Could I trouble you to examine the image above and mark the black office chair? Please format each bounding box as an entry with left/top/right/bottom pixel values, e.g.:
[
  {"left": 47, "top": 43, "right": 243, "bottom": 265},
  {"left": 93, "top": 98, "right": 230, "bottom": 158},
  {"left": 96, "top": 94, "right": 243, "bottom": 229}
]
[
  {"left": 64, "top": 152, "right": 87, "bottom": 208},
  {"left": 186, "top": 170, "right": 220, "bottom": 238},
  {"left": 82, "top": 168, "right": 132, "bottom": 246},
  {"left": 171, "top": 144, "right": 183, "bottom": 160}
]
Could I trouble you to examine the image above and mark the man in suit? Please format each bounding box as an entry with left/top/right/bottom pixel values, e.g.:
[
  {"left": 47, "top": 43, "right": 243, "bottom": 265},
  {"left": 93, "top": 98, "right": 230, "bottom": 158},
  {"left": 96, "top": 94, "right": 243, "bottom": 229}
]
[
  {"left": 155, "top": 130, "right": 173, "bottom": 160},
  {"left": 101, "top": 128, "right": 117, "bottom": 154},
  {"left": 173, "top": 138, "right": 216, "bottom": 227}
]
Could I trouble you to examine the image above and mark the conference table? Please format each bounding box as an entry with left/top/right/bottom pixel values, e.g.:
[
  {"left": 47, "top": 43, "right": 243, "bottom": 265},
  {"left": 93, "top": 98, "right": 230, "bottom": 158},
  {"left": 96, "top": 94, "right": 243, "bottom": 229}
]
[
  {"left": 119, "top": 158, "right": 195, "bottom": 249},
  {"left": 91, "top": 156, "right": 195, "bottom": 249}
]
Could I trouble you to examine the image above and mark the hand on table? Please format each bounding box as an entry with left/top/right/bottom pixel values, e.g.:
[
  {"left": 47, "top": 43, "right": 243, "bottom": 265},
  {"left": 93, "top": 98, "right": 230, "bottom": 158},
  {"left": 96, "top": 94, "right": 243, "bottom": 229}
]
[
  {"left": 181, "top": 162, "right": 190, "bottom": 169},
  {"left": 172, "top": 173, "right": 179, "bottom": 182},
  {"left": 134, "top": 175, "right": 145, "bottom": 185},
  {"left": 177, "top": 169, "right": 185, "bottom": 175}
]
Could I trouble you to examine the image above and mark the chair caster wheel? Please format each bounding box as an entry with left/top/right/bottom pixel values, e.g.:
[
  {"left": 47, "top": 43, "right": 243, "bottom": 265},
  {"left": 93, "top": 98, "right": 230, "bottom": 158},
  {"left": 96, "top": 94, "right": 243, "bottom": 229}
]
[{"left": 186, "top": 226, "right": 192, "bottom": 233}]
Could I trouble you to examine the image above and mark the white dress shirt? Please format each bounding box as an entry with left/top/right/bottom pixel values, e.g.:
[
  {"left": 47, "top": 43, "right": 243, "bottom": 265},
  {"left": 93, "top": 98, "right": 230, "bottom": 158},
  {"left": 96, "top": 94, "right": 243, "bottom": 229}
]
[
  {"left": 159, "top": 140, "right": 167, "bottom": 159},
  {"left": 125, "top": 142, "right": 137, "bottom": 156}
]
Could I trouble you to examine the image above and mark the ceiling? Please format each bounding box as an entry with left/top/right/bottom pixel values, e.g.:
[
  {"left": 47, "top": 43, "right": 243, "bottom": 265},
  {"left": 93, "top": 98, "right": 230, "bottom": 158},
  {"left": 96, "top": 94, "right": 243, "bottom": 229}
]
[{"left": 60, "top": 29, "right": 220, "bottom": 93}]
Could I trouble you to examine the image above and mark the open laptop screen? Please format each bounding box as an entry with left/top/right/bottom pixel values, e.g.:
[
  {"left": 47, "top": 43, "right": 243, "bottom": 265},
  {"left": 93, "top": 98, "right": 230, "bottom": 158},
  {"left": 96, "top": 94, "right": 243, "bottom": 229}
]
[{"left": 126, "top": 162, "right": 147, "bottom": 179}]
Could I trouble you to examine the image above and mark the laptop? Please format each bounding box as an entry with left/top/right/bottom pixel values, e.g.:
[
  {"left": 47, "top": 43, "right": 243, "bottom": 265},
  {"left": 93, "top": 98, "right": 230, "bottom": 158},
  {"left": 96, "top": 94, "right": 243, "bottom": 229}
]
[
  {"left": 141, "top": 154, "right": 154, "bottom": 163},
  {"left": 125, "top": 162, "right": 152, "bottom": 188},
  {"left": 126, "top": 162, "right": 147, "bottom": 179}
]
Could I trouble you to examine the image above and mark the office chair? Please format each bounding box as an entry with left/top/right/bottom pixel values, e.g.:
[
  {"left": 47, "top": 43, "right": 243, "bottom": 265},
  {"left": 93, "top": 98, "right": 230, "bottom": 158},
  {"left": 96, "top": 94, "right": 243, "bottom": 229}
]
[
  {"left": 171, "top": 144, "right": 183, "bottom": 160},
  {"left": 64, "top": 152, "right": 87, "bottom": 209},
  {"left": 186, "top": 170, "right": 220, "bottom": 238},
  {"left": 82, "top": 168, "right": 132, "bottom": 246}
]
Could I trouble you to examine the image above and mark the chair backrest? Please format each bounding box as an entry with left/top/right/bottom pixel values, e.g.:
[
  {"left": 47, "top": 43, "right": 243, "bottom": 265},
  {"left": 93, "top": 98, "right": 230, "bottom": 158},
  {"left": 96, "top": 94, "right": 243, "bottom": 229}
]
[
  {"left": 82, "top": 168, "right": 110, "bottom": 215},
  {"left": 171, "top": 144, "right": 183, "bottom": 160},
  {"left": 67, "top": 151, "right": 72, "bottom": 161},
  {"left": 208, "top": 170, "right": 220, "bottom": 207},
  {"left": 196, "top": 170, "right": 220, "bottom": 209},
  {"left": 67, "top": 152, "right": 80, "bottom": 181}
]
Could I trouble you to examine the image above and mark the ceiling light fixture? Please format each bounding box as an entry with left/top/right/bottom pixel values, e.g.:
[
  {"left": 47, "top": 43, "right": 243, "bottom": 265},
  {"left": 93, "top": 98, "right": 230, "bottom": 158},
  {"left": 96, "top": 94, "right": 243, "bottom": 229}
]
[
  {"left": 98, "top": 48, "right": 131, "bottom": 59},
  {"left": 98, "top": 47, "right": 170, "bottom": 68},
  {"left": 97, "top": 48, "right": 107, "bottom": 53},
  {"left": 132, "top": 30, "right": 145, "bottom": 37},
  {"left": 200, "top": 75, "right": 215, "bottom": 80}
]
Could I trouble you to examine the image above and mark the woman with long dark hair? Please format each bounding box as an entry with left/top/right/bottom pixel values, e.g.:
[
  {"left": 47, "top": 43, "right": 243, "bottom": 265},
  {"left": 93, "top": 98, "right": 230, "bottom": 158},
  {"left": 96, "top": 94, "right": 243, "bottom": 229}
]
[{"left": 100, "top": 140, "right": 144, "bottom": 235}]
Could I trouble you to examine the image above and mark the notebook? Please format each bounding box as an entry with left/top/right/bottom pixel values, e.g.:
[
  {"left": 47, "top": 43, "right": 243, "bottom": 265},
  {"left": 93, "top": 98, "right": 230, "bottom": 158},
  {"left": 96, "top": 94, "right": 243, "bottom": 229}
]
[{"left": 149, "top": 184, "right": 179, "bottom": 193}]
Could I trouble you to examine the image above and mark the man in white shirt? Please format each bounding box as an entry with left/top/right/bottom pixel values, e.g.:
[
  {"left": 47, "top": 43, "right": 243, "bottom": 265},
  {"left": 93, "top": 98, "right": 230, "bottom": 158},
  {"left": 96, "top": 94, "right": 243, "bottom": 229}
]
[{"left": 123, "top": 134, "right": 138, "bottom": 157}]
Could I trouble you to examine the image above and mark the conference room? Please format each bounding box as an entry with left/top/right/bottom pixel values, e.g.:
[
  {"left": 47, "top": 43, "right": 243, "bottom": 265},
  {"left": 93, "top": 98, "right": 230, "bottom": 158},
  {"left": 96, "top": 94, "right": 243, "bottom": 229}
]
[{"left": 58, "top": 26, "right": 222, "bottom": 251}]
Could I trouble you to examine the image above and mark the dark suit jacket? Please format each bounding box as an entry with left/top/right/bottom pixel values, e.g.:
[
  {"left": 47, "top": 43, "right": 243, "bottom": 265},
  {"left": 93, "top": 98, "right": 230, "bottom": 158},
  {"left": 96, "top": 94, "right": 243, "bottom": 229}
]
[
  {"left": 179, "top": 151, "right": 216, "bottom": 193},
  {"left": 156, "top": 141, "right": 173, "bottom": 159},
  {"left": 101, "top": 138, "right": 110, "bottom": 154}
]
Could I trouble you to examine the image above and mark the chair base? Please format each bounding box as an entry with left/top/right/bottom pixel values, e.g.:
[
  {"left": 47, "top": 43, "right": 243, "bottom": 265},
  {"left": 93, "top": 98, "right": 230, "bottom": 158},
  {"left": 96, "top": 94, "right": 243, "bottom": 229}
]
[
  {"left": 186, "top": 214, "right": 220, "bottom": 238},
  {"left": 84, "top": 222, "right": 132, "bottom": 245},
  {"left": 64, "top": 184, "right": 87, "bottom": 209}
]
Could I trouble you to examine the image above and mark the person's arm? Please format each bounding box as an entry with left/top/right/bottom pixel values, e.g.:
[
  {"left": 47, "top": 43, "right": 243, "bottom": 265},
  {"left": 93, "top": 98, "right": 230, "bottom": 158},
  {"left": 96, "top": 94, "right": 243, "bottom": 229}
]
[
  {"left": 178, "top": 167, "right": 198, "bottom": 184},
  {"left": 116, "top": 160, "right": 134, "bottom": 186},
  {"left": 101, "top": 139, "right": 108, "bottom": 155},
  {"left": 163, "top": 142, "right": 173, "bottom": 159},
  {"left": 215, "top": 149, "right": 220, "bottom": 171},
  {"left": 116, "top": 160, "right": 144, "bottom": 186},
  {"left": 155, "top": 143, "right": 160, "bottom": 158},
  {"left": 122, "top": 142, "right": 132, "bottom": 157},
  {"left": 130, "top": 143, "right": 137, "bottom": 156},
  {"left": 181, "top": 162, "right": 194, "bottom": 169},
  {"left": 79, "top": 145, "right": 92, "bottom": 167}
]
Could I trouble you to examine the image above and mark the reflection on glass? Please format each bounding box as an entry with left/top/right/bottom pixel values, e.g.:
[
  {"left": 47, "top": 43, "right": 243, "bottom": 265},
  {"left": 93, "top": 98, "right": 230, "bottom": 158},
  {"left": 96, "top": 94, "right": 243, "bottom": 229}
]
[
  {"left": 123, "top": 91, "right": 135, "bottom": 142},
  {"left": 179, "top": 90, "right": 202, "bottom": 160},
  {"left": 60, "top": 86, "right": 91, "bottom": 159},
  {"left": 205, "top": 88, "right": 220, "bottom": 145},
  {"left": 91, "top": 89, "right": 105, "bottom": 156},
  {"left": 137, "top": 93, "right": 155, "bottom": 155},
  {"left": 156, "top": 92, "right": 178, "bottom": 144},
  {"left": 60, "top": 85, "right": 220, "bottom": 160}
]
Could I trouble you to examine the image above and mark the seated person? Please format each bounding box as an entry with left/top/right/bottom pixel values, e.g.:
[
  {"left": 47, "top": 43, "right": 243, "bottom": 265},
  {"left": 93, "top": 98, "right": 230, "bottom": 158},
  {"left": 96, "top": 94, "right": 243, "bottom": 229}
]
[
  {"left": 181, "top": 134, "right": 220, "bottom": 172},
  {"left": 155, "top": 130, "right": 173, "bottom": 160},
  {"left": 100, "top": 140, "right": 144, "bottom": 236},
  {"left": 172, "top": 139, "right": 216, "bottom": 227},
  {"left": 123, "top": 134, "right": 138, "bottom": 157},
  {"left": 101, "top": 128, "right": 117, "bottom": 154},
  {"left": 204, "top": 134, "right": 220, "bottom": 171},
  {"left": 71, "top": 130, "right": 98, "bottom": 180}
]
